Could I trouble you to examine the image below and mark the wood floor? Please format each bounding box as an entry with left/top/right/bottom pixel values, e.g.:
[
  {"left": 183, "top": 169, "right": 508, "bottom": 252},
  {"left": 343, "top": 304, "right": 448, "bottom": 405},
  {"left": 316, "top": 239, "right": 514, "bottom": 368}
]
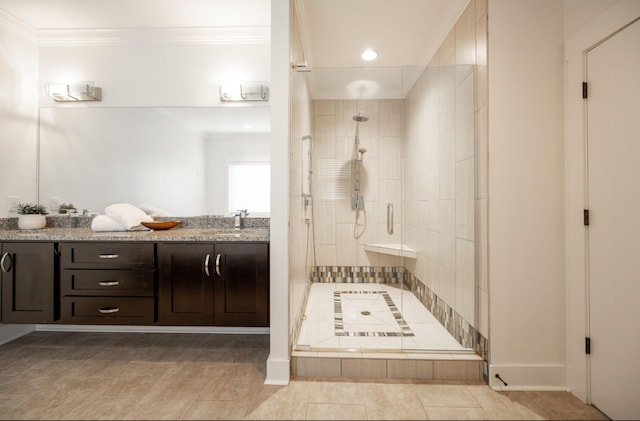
[{"left": 0, "top": 331, "right": 608, "bottom": 420}]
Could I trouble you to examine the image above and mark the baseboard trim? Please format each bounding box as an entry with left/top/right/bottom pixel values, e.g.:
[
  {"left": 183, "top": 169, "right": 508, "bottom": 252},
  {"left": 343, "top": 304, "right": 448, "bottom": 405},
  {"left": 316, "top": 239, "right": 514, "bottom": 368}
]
[
  {"left": 0, "top": 324, "right": 35, "bottom": 345},
  {"left": 265, "top": 357, "right": 291, "bottom": 385},
  {"left": 34, "top": 324, "right": 270, "bottom": 335},
  {"left": 489, "top": 363, "right": 567, "bottom": 391}
]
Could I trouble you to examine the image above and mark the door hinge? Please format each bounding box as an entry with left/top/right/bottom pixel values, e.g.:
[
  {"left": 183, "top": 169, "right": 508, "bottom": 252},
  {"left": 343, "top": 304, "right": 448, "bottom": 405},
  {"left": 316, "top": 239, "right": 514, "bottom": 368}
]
[
  {"left": 586, "top": 337, "right": 591, "bottom": 354},
  {"left": 582, "top": 82, "right": 588, "bottom": 99},
  {"left": 584, "top": 209, "right": 590, "bottom": 226}
]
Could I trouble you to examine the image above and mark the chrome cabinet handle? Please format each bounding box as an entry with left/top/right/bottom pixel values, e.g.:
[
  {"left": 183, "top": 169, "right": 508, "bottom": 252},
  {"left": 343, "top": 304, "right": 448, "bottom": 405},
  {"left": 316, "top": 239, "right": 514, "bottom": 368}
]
[
  {"left": 98, "top": 254, "right": 119, "bottom": 259},
  {"left": 204, "top": 254, "right": 211, "bottom": 277},
  {"left": 215, "top": 254, "right": 221, "bottom": 276},
  {"left": 98, "top": 281, "right": 120, "bottom": 286},
  {"left": 0, "top": 252, "right": 11, "bottom": 273},
  {"left": 98, "top": 307, "right": 120, "bottom": 314},
  {"left": 387, "top": 203, "right": 394, "bottom": 235}
]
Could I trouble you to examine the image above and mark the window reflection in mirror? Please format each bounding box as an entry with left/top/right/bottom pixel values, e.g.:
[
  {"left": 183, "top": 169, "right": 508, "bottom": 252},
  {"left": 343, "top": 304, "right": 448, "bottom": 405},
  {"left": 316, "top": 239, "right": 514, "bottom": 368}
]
[{"left": 228, "top": 161, "right": 270, "bottom": 215}]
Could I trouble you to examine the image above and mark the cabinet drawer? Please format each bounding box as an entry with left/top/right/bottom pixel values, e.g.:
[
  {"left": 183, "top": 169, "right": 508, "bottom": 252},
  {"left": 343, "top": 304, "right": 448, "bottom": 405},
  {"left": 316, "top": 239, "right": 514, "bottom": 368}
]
[
  {"left": 61, "top": 297, "right": 154, "bottom": 324},
  {"left": 61, "top": 270, "right": 155, "bottom": 296},
  {"left": 61, "top": 243, "right": 154, "bottom": 269}
]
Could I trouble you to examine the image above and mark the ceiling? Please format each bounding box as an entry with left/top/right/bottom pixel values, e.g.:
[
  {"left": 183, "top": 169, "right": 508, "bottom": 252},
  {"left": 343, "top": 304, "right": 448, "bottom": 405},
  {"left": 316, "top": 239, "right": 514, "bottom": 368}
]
[
  {"left": 0, "top": 0, "right": 470, "bottom": 99},
  {"left": 0, "top": 0, "right": 468, "bottom": 67},
  {"left": 0, "top": 0, "right": 270, "bottom": 29},
  {"left": 297, "top": 0, "right": 470, "bottom": 69}
]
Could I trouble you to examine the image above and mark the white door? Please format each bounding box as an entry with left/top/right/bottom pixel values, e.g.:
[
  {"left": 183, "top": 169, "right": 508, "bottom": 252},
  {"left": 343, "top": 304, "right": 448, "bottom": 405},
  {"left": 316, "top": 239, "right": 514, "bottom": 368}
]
[{"left": 587, "top": 17, "right": 640, "bottom": 421}]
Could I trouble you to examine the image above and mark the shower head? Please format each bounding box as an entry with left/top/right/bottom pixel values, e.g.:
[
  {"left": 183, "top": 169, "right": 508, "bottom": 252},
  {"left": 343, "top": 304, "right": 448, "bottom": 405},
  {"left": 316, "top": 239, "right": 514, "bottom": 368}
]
[
  {"left": 358, "top": 147, "right": 367, "bottom": 154},
  {"left": 353, "top": 112, "right": 369, "bottom": 122}
]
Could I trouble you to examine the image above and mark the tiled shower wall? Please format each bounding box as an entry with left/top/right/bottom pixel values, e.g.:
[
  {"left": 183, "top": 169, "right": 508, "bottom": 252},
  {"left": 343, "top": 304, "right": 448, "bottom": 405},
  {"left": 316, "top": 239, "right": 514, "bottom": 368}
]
[
  {"left": 403, "top": 0, "right": 488, "bottom": 339},
  {"left": 311, "top": 98, "right": 404, "bottom": 268},
  {"left": 402, "top": 63, "right": 476, "bottom": 327}
]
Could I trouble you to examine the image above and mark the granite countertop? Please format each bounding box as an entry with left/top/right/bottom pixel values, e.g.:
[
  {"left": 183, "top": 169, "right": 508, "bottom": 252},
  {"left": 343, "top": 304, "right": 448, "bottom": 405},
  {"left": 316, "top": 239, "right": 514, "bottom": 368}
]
[
  {"left": 0, "top": 227, "right": 269, "bottom": 242},
  {"left": 0, "top": 215, "right": 270, "bottom": 242}
]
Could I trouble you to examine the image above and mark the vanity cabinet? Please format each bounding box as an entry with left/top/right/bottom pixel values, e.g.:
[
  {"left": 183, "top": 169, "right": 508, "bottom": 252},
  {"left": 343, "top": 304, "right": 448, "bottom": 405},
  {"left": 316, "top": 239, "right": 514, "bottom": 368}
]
[
  {"left": 158, "top": 243, "right": 213, "bottom": 325},
  {"left": 158, "top": 242, "right": 269, "bottom": 326},
  {"left": 59, "top": 242, "right": 156, "bottom": 324},
  {"left": 214, "top": 242, "right": 269, "bottom": 326},
  {"left": 0, "top": 242, "right": 56, "bottom": 323}
]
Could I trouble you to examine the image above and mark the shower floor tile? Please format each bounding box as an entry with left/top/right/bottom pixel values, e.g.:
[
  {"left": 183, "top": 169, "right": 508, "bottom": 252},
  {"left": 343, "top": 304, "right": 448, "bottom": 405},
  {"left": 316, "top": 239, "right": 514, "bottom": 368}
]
[
  {"left": 297, "top": 283, "right": 470, "bottom": 352},
  {"left": 334, "top": 290, "right": 413, "bottom": 337}
]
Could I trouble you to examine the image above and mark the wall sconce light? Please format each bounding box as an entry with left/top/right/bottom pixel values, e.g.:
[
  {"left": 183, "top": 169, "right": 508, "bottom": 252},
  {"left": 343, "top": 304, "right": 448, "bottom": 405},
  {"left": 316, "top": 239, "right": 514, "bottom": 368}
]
[
  {"left": 220, "top": 82, "right": 269, "bottom": 102},
  {"left": 46, "top": 81, "right": 102, "bottom": 102}
]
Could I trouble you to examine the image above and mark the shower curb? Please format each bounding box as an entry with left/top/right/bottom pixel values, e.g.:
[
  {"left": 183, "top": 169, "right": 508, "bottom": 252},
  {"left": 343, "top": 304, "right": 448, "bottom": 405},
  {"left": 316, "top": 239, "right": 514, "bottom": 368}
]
[{"left": 291, "top": 351, "right": 483, "bottom": 382}]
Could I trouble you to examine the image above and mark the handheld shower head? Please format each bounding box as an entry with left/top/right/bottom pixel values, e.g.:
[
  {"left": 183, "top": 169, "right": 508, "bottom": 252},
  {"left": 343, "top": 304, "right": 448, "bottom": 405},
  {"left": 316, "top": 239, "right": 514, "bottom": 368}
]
[{"left": 358, "top": 147, "right": 367, "bottom": 154}]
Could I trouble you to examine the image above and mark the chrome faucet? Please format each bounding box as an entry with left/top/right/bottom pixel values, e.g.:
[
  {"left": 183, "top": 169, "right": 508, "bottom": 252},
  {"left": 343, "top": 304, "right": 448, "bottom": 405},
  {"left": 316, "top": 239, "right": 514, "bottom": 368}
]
[{"left": 234, "top": 209, "right": 249, "bottom": 229}]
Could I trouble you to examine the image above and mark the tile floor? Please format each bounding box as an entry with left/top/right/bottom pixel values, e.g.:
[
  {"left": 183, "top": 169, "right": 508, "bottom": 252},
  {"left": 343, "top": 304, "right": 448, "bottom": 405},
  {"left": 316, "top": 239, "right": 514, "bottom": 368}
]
[
  {"left": 0, "top": 331, "right": 609, "bottom": 420},
  {"left": 297, "top": 283, "right": 468, "bottom": 351}
]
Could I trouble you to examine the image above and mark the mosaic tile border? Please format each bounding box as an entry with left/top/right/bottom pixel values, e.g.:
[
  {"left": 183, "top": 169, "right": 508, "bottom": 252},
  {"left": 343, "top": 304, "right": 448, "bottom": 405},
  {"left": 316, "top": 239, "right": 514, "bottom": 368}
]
[
  {"left": 333, "top": 291, "right": 414, "bottom": 337},
  {"left": 310, "top": 266, "right": 403, "bottom": 284}
]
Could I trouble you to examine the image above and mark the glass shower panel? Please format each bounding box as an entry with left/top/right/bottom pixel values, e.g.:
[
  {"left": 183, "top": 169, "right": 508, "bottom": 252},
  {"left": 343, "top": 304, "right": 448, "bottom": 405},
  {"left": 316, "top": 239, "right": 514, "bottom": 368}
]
[
  {"left": 400, "top": 64, "right": 476, "bottom": 352},
  {"left": 295, "top": 65, "right": 476, "bottom": 354}
]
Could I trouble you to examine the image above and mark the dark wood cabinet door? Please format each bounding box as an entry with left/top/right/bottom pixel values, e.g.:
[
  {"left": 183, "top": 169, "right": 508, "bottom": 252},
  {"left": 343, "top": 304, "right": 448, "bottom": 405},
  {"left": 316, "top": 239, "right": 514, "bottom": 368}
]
[
  {"left": 158, "top": 243, "right": 214, "bottom": 325},
  {"left": 1, "top": 242, "right": 55, "bottom": 323},
  {"left": 213, "top": 242, "right": 269, "bottom": 326}
]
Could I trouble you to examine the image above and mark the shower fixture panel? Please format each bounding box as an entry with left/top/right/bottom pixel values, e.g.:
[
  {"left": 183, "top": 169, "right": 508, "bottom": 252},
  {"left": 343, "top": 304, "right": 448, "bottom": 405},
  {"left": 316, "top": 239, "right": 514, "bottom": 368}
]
[{"left": 351, "top": 112, "right": 368, "bottom": 211}]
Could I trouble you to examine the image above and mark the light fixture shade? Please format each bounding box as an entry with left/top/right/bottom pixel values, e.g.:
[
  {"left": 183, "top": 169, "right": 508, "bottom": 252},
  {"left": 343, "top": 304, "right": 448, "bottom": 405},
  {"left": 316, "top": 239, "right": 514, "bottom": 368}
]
[
  {"left": 220, "top": 82, "right": 269, "bottom": 102},
  {"left": 46, "top": 82, "right": 102, "bottom": 102}
]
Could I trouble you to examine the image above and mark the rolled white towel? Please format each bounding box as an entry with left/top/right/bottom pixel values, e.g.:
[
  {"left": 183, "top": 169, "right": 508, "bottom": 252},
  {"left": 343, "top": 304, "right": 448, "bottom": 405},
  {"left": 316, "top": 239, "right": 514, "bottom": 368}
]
[
  {"left": 91, "top": 215, "right": 127, "bottom": 232},
  {"left": 139, "top": 203, "right": 174, "bottom": 217},
  {"left": 105, "top": 203, "right": 153, "bottom": 231}
]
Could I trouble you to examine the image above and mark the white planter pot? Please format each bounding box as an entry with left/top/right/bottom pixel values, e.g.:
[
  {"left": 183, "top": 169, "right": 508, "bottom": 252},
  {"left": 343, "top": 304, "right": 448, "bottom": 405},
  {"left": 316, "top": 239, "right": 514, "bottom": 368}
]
[{"left": 18, "top": 214, "right": 47, "bottom": 230}]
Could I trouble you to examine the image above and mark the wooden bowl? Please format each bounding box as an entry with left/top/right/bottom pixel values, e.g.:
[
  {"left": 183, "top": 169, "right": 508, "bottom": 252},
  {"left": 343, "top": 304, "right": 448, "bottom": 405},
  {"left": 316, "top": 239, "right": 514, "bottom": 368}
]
[{"left": 141, "top": 220, "right": 181, "bottom": 230}]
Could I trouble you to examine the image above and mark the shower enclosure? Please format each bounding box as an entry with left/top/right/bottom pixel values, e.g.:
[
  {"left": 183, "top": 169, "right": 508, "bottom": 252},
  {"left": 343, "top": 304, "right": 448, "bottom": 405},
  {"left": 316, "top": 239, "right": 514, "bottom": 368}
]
[{"left": 291, "top": 63, "right": 481, "bottom": 358}]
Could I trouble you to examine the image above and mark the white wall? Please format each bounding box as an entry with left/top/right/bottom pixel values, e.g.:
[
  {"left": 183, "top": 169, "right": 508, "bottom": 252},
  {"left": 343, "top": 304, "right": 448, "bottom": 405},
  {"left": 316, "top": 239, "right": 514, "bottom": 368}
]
[
  {"left": 265, "top": 0, "right": 290, "bottom": 385},
  {"left": 0, "top": 11, "right": 38, "bottom": 338},
  {"left": 488, "top": 0, "right": 566, "bottom": 390},
  {"left": 0, "top": 11, "right": 38, "bottom": 217},
  {"left": 38, "top": 43, "right": 269, "bottom": 107}
]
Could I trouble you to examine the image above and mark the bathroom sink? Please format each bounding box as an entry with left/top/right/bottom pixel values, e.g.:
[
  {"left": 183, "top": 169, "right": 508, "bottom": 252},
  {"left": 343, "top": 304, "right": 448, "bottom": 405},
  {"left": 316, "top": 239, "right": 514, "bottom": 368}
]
[{"left": 201, "top": 228, "right": 268, "bottom": 240}]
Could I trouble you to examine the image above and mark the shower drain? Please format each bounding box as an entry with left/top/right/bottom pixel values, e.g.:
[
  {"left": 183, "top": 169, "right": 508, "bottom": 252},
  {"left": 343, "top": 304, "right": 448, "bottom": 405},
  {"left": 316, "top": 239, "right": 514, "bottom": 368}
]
[{"left": 361, "top": 311, "right": 371, "bottom": 316}]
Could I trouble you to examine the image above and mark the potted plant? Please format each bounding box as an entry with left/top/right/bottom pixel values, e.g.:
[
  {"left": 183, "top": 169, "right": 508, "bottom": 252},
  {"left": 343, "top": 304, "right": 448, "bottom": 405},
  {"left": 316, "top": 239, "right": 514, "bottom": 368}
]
[
  {"left": 16, "top": 202, "right": 48, "bottom": 229},
  {"left": 58, "top": 203, "right": 77, "bottom": 215}
]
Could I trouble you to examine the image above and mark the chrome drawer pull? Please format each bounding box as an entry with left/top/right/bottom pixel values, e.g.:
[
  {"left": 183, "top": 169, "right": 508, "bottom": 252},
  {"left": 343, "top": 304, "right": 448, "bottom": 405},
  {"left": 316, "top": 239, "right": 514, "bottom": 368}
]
[
  {"left": 98, "top": 254, "right": 119, "bottom": 259},
  {"left": 204, "top": 254, "right": 211, "bottom": 277},
  {"left": 98, "top": 281, "right": 120, "bottom": 286},
  {"left": 0, "top": 252, "right": 11, "bottom": 273},
  {"left": 98, "top": 307, "right": 120, "bottom": 314},
  {"left": 215, "top": 254, "right": 221, "bottom": 276}
]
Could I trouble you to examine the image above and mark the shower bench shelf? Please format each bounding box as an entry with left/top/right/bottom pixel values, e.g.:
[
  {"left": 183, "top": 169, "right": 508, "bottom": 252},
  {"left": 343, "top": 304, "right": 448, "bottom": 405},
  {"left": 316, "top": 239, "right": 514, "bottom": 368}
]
[{"left": 364, "top": 243, "right": 417, "bottom": 259}]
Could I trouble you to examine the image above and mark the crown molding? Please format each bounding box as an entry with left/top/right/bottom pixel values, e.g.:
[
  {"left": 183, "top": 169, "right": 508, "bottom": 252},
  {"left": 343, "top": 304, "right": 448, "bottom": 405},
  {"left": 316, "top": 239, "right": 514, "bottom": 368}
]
[
  {"left": 0, "top": 9, "right": 37, "bottom": 40},
  {"left": 36, "top": 26, "right": 270, "bottom": 46}
]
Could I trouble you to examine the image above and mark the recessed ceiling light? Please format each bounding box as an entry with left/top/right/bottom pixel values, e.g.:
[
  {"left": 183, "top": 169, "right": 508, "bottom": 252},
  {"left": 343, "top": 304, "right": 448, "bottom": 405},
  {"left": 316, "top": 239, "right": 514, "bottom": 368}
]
[{"left": 361, "top": 48, "right": 378, "bottom": 61}]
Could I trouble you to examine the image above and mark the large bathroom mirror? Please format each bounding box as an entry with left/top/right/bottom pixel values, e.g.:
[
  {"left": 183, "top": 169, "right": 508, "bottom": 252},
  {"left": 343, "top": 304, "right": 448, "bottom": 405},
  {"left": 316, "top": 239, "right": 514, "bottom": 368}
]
[{"left": 38, "top": 106, "right": 270, "bottom": 216}]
